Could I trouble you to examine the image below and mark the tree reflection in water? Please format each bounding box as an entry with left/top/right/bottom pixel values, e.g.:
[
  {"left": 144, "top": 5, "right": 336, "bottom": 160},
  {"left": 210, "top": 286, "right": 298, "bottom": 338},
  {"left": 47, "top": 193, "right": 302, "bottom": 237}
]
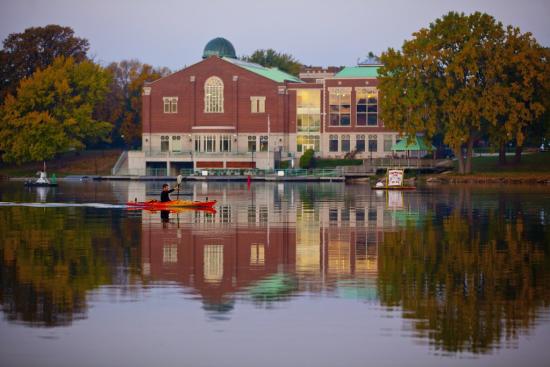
[
  {"left": 0, "top": 184, "right": 549, "bottom": 356},
  {"left": 377, "top": 188, "right": 550, "bottom": 353},
  {"left": 0, "top": 206, "right": 142, "bottom": 327}
]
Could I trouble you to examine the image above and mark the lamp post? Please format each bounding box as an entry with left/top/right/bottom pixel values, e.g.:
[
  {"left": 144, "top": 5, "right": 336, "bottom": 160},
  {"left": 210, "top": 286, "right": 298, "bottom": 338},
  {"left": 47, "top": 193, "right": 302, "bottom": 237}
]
[{"left": 267, "top": 114, "right": 271, "bottom": 170}]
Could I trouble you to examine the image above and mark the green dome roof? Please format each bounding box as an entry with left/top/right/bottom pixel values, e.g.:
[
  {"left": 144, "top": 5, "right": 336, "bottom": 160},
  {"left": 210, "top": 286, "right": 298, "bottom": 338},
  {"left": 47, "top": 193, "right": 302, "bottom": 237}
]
[{"left": 202, "top": 37, "right": 237, "bottom": 59}]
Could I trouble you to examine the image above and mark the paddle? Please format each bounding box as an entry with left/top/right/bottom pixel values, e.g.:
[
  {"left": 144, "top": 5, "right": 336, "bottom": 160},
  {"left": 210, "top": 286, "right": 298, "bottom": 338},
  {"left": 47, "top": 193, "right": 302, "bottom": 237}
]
[{"left": 176, "top": 174, "right": 183, "bottom": 200}]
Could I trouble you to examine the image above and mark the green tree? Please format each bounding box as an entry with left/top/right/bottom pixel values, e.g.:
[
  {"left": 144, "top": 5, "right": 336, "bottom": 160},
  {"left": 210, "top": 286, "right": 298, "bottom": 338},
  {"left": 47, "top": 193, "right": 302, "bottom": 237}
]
[
  {"left": 0, "top": 25, "right": 89, "bottom": 102},
  {"left": 0, "top": 57, "right": 112, "bottom": 163},
  {"left": 95, "top": 60, "right": 170, "bottom": 147},
  {"left": 378, "top": 12, "right": 548, "bottom": 173},
  {"left": 299, "top": 148, "right": 315, "bottom": 168},
  {"left": 242, "top": 49, "right": 302, "bottom": 76}
]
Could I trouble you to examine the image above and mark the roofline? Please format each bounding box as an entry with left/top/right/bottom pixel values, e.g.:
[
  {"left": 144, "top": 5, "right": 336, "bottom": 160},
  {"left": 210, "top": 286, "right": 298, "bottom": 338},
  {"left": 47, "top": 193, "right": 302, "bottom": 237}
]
[
  {"left": 221, "top": 57, "right": 304, "bottom": 84},
  {"left": 144, "top": 58, "right": 208, "bottom": 86}
]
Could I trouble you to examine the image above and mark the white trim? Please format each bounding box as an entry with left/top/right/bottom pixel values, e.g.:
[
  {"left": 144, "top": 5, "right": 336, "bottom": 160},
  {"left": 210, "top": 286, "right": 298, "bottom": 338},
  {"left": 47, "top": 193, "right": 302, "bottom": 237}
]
[{"left": 191, "top": 126, "right": 235, "bottom": 130}]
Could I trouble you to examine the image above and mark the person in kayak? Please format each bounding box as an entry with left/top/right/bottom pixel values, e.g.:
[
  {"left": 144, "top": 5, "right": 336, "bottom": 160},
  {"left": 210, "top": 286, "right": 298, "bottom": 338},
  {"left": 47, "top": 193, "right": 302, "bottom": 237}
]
[{"left": 161, "top": 183, "right": 179, "bottom": 202}]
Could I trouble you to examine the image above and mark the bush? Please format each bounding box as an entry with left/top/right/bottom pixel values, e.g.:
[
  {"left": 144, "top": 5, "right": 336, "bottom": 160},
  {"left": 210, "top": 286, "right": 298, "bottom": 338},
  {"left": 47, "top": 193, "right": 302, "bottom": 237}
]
[{"left": 299, "top": 149, "right": 316, "bottom": 168}]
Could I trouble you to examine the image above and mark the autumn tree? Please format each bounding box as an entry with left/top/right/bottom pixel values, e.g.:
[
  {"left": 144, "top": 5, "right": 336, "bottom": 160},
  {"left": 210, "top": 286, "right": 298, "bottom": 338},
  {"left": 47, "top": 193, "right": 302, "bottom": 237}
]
[
  {"left": 0, "top": 57, "right": 112, "bottom": 163},
  {"left": 242, "top": 49, "right": 302, "bottom": 76},
  {"left": 378, "top": 12, "right": 548, "bottom": 173},
  {"left": 95, "top": 60, "right": 170, "bottom": 147},
  {"left": 0, "top": 25, "right": 89, "bottom": 102}
]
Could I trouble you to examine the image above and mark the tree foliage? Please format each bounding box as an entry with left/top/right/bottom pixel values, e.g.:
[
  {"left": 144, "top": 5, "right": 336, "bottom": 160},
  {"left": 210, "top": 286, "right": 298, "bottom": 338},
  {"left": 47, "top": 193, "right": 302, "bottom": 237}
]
[
  {"left": 0, "top": 25, "right": 89, "bottom": 102},
  {"left": 242, "top": 49, "right": 302, "bottom": 76},
  {"left": 378, "top": 12, "right": 549, "bottom": 173},
  {"left": 299, "top": 148, "right": 315, "bottom": 168},
  {"left": 95, "top": 60, "right": 170, "bottom": 147},
  {"left": 0, "top": 57, "right": 112, "bottom": 163}
]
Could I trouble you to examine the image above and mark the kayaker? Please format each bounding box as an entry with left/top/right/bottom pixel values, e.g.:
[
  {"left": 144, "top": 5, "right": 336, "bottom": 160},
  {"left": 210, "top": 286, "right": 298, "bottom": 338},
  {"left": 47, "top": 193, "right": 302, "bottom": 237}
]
[{"left": 160, "top": 183, "right": 179, "bottom": 202}]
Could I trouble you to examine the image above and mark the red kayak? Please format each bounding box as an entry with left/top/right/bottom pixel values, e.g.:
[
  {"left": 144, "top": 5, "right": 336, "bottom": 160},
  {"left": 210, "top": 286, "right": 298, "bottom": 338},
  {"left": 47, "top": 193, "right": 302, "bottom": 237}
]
[{"left": 127, "top": 199, "right": 217, "bottom": 209}]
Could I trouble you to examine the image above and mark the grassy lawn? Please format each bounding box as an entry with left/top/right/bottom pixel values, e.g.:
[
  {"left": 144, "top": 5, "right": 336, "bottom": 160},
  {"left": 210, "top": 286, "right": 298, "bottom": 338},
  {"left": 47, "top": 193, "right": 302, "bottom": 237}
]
[
  {"left": 434, "top": 152, "right": 550, "bottom": 182},
  {"left": 466, "top": 152, "right": 550, "bottom": 173},
  {"left": 0, "top": 149, "right": 122, "bottom": 177}
]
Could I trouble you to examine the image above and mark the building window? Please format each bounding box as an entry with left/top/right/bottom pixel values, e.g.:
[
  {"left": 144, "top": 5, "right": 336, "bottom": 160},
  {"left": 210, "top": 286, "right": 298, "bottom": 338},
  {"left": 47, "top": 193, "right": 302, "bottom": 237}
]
[
  {"left": 297, "top": 89, "right": 321, "bottom": 132},
  {"left": 367, "top": 88, "right": 378, "bottom": 126},
  {"left": 356, "top": 208, "right": 365, "bottom": 222},
  {"left": 260, "top": 136, "right": 268, "bottom": 152},
  {"left": 329, "top": 88, "right": 351, "bottom": 126},
  {"left": 329, "top": 208, "right": 338, "bottom": 223},
  {"left": 204, "top": 76, "right": 224, "bottom": 113},
  {"left": 171, "top": 135, "right": 182, "bottom": 152},
  {"left": 356, "top": 88, "right": 377, "bottom": 126},
  {"left": 220, "top": 135, "right": 231, "bottom": 152},
  {"left": 203, "top": 135, "right": 216, "bottom": 152},
  {"left": 251, "top": 96, "right": 266, "bottom": 113},
  {"left": 204, "top": 244, "right": 224, "bottom": 284},
  {"left": 384, "top": 135, "right": 393, "bottom": 152},
  {"left": 248, "top": 136, "right": 257, "bottom": 152},
  {"left": 329, "top": 134, "right": 338, "bottom": 152},
  {"left": 194, "top": 136, "right": 201, "bottom": 152},
  {"left": 250, "top": 243, "right": 265, "bottom": 266},
  {"left": 297, "top": 114, "right": 321, "bottom": 133},
  {"left": 297, "top": 135, "right": 320, "bottom": 152},
  {"left": 356, "top": 134, "right": 365, "bottom": 152},
  {"left": 368, "top": 135, "right": 378, "bottom": 153},
  {"left": 161, "top": 136, "right": 169, "bottom": 152},
  {"left": 163, "top": 97, "right": 178, "bottom": 114},
  {"left": 341, "top": 135, "right": 350, "bottom": 152}
]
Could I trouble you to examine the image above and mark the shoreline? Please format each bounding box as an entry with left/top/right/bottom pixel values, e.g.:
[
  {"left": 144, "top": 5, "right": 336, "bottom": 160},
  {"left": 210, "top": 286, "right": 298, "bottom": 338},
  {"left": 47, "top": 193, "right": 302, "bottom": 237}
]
[{"left": 425, "top": 173, "right": 550, "bottom": 185}]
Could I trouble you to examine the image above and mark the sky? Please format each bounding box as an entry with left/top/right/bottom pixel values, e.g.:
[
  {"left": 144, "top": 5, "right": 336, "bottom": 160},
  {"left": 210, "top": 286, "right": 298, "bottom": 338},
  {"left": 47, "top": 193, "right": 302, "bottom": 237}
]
[{"left": 1, "top": 0, "right": 549, "bottom": 71}]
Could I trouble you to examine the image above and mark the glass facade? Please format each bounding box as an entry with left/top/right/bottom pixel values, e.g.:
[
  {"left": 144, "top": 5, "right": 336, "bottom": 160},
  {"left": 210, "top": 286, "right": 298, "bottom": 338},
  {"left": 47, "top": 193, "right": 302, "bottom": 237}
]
[
  {"left": 329, "top": 88, "right": 351, "bottom": 126},
  {"left": 297, "top": 89, "right": 321, "bottom": 132}
]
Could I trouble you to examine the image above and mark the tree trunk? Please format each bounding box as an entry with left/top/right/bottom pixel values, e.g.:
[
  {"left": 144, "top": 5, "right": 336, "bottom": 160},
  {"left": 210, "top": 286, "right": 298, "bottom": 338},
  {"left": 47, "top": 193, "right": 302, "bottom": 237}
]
[
  {"left": 514, "top": 145, "right": 523, "bottom": 164},
  {"left": 465, "top": 136, "right": 474, "bottom": 174},
  {"left": 498, "top": 142, "right": 507, "bottom": 166},
  {"left": 454, "top": 145, "right": 465, "bottom": 174}
]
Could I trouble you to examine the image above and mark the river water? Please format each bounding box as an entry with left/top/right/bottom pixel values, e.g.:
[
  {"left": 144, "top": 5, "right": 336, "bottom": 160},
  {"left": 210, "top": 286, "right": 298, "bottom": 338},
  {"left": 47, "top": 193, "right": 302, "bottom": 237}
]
[{"left": 0, "top": 180, "right": 549, "bottom": 367}]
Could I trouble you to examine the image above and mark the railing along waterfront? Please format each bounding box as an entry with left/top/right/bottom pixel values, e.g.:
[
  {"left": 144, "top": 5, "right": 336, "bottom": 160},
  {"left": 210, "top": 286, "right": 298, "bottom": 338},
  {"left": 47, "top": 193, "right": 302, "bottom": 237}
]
[{"left": 177, "top": 168, "right": 343, "bottom": 177}]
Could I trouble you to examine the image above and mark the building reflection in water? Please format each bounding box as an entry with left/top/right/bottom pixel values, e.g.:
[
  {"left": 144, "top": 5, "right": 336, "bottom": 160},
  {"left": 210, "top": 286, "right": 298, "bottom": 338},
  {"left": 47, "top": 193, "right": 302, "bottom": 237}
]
[
  {"left": 1, "top": 181, "right": 549, "bottom": 355},
  {"left": 139, "top": 183, "right": 393, "bottom": 308}
]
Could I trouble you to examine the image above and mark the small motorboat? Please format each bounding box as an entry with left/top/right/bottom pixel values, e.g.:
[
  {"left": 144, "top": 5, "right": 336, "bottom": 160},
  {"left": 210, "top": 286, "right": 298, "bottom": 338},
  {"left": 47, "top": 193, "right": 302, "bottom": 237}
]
[
  {"left": 25, "top": 162, "right": 58, "bottom": 187},
  {"left": 24, "top": 180, "right": 58, "bottom": 187},
  {"left": 126, "top": 199, "right": 217, "bottom": 210}
]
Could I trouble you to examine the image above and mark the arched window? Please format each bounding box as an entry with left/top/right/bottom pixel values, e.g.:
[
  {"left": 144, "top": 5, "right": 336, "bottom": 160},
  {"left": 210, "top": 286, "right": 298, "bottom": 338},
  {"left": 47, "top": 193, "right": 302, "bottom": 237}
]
[{"left": 204, "top": 76, "right": 224, "bottom": 113}]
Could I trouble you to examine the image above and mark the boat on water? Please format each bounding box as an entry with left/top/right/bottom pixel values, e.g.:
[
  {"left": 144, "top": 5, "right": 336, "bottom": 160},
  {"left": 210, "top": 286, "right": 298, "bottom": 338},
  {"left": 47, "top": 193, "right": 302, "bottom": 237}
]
[
  {"left": 127, "top": 206, "right": 217, "bottom": 215},
  {"left": 371, "top": 169, "right": 416, "bottom": 191},
  {"left": 25, "top": 163, "right": 58, "bottom": 187},
  {"left": 126, "top": 199, "right": 217, "bottom": 210}
]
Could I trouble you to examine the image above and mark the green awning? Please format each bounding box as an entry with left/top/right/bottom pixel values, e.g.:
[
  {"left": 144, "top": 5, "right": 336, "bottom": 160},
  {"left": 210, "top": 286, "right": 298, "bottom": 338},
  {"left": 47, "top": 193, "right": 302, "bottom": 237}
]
[{"left": 391, "top": 136, "right": 435, "bottom": 151}]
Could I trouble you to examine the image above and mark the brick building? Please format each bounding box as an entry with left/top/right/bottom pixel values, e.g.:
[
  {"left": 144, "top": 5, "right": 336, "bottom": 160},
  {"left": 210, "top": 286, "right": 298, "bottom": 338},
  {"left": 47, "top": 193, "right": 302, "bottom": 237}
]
[{"left": 124, "top": 38, "right": 399, "bottom": 175}]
